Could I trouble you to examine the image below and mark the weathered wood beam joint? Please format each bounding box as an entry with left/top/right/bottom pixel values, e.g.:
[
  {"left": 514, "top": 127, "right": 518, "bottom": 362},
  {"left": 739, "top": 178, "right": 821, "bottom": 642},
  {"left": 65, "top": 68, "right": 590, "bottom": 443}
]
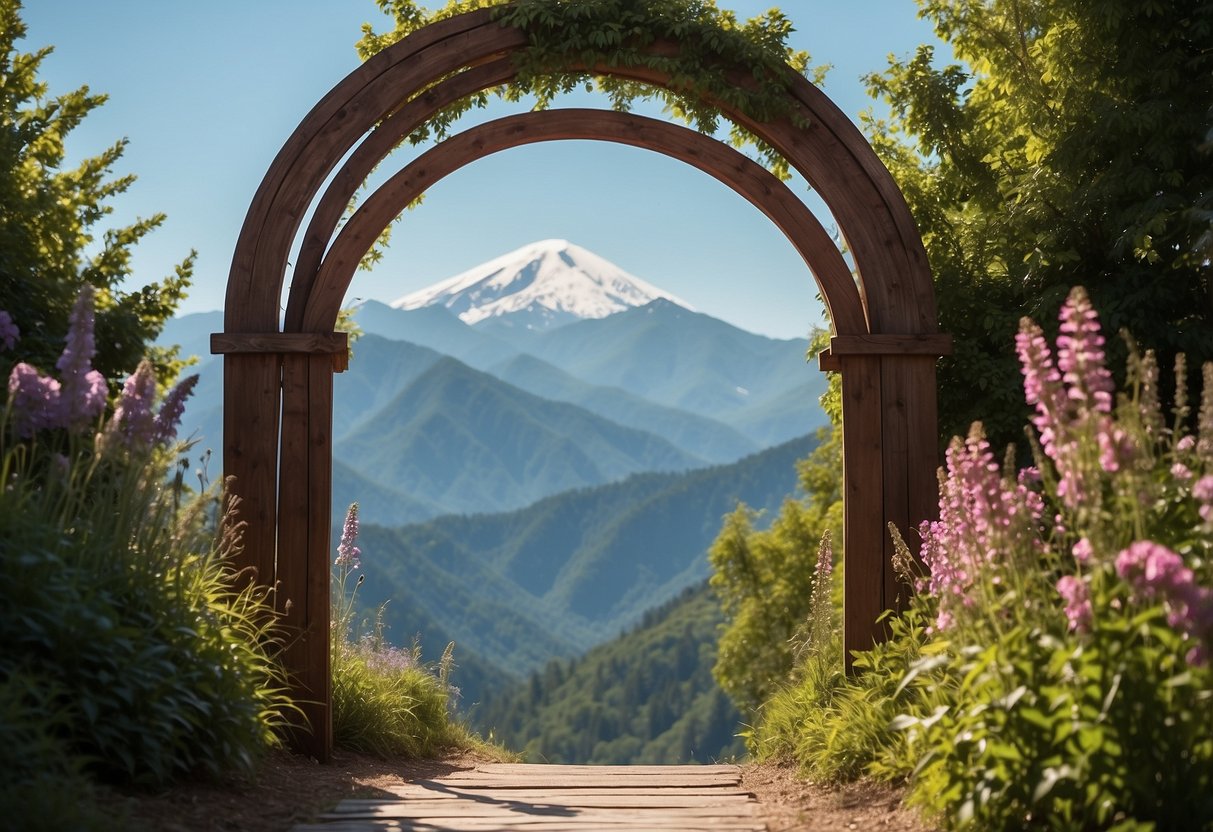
[
  {"left": 819, "top": 333, "right": 953, "bottom": 373},
  {"left": 829, "top": 333, "right": 954, "bottom": 357},
  {"left": 210, "top": 332, "right": 350, "bottom": 372}
]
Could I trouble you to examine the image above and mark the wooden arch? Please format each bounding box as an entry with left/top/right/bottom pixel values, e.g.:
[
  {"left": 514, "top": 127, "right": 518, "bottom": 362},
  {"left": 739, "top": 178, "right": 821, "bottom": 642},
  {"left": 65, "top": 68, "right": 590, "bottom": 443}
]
[{"left": 214, "top": 8, "right": 950, "bottom": 760}]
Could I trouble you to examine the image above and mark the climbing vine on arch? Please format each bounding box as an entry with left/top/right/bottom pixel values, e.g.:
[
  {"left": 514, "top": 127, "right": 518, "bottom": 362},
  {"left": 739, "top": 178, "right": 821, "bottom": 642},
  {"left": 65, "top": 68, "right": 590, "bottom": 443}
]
[{"left": 356, "top": 0, "right": 824, "bottom": 180}]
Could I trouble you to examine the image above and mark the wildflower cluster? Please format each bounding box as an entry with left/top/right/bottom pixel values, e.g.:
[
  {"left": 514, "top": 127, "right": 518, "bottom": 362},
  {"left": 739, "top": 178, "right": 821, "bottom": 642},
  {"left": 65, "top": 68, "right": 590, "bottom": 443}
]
[
  {"left": 3, "top": 290, "right": 197, "bottom": 452},
  {"left": 915, "top": 287, "right": 1213, "bottom": 665}
]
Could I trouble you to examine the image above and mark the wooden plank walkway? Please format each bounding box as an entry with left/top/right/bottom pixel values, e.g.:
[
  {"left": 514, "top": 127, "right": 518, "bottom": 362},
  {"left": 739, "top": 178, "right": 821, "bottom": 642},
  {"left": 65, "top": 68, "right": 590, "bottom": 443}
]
[{"left": 292, "top": 763, "right": 767, "bottom": 831}]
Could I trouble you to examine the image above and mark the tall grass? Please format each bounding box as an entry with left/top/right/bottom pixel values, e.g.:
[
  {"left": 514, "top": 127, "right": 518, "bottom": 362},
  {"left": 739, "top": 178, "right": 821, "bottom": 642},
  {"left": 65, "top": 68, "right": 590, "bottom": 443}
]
[
  {"left": 329, "top": 503, "right": 481, "bottom": 758},
  {"left": 1, "top": 291, "right": 295, "bottom": 824}
]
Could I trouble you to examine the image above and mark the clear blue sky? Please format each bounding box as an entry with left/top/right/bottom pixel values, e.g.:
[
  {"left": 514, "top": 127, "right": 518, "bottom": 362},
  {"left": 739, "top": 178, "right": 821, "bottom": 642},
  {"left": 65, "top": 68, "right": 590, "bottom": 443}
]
[{"left": 21, "top": 1, "right": 941, "bottom": 340}]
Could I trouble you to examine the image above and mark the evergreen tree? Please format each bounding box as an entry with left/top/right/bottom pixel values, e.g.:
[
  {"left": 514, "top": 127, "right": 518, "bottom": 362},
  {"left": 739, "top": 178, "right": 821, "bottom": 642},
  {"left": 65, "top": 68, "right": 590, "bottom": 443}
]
[{"left": 0, "top": 0, "right": 193, "bottom": 384}]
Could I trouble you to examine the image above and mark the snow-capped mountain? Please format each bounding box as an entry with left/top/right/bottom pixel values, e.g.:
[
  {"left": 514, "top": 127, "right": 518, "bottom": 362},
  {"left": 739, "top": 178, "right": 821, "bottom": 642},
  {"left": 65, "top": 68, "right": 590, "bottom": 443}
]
[{"left": 390, "top": 239, "right": 692, "bottom": 331}]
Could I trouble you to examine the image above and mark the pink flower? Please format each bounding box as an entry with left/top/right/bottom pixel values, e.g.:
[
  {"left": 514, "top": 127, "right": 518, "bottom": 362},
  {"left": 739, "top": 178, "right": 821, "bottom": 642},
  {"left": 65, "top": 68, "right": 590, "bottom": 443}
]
[
  {"left": 7, "top": 362, "right": 62, "bottom": 438},
  {"left": 1072, "top": 538, "right": 1093, "bottom": 564},
  {"left": 1056, "top": 575, "right": 1092, "bottom": 632},
  {"left": 1177, "top": 435, "right": 1196, "bottom": 453},
  {"left": 1056, "top": 287, "right": 1114, "bottom": 416},
  {"left": 1116, "top": 540, "right": 1213, "bottom": 664},
  {"left": 0, "top": 311, "right": 18, "bottom": 351},
  {"left": 335, "top": 502, "right": 361, "bottom": 569}
]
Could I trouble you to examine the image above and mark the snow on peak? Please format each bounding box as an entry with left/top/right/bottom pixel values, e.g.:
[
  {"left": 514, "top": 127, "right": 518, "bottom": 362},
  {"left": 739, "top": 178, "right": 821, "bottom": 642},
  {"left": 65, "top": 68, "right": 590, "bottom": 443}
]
[{"left": 390, "top": 240, "right": 692, "bottom": 329}]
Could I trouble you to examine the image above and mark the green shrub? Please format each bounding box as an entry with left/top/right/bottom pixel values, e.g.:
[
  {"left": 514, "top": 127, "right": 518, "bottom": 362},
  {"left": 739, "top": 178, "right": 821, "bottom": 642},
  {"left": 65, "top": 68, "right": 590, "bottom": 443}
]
[
  {"left": 2, "top": 289, "right": 295, "bottom": 789},
  {"left": 330, "top": 504, "right": 472, "bottom": 758}
]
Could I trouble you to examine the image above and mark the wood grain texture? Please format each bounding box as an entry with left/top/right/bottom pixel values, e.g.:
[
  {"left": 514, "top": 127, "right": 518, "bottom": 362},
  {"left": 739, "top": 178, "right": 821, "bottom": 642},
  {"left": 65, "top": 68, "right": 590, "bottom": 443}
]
[
  {"left": 829, "top": 333, "right": 953, "bottom": 356},
  {"left": 293, "top": 764, "right": 766, "bottom": 831},
  {"left": 211, "top": 332, "right": 348, "bottom": 355},
  {"left": 222, "top": 354, "right": 280, "bottom": 587},
  {"left": 840, "top": 356, "right": 885, "bottom": 672}
]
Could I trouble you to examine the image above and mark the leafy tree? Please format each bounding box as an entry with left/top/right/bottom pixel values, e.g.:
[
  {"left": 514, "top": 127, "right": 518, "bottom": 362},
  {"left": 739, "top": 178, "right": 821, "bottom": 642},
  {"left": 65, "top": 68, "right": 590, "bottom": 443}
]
[
  {"left": 864, "top": 0, "right": 1213, "bottom": 448},
  {"left": 0, "top": 0, "right": 193, "bottom": 385},
  {"left": 709, "top": 424, "right": 841, "bottom": 715}
]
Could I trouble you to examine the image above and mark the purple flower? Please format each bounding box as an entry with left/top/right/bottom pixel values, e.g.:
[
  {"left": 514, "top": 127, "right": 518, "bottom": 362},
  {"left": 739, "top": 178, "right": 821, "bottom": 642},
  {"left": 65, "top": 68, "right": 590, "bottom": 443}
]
[
  {"left": 0, "top": 311, "right": 18, "bottom": 351},
  {"left": 105, "top": 360, "right": 158, "bottom": 450},
  {"left": 7, "top": 363, "right": 62, "bottom": 438},
  {"left": 335, "top": 502, "right": 361, "bottom": 569},
  {"left": 1056, "top": 575, "right": 1092, "bottom": 633},
  {"left": 56, "top": 286, "right": 106, "bottom": 430},
  {"left": 153, "top": 374, "right": 199, "bottom": 445}
]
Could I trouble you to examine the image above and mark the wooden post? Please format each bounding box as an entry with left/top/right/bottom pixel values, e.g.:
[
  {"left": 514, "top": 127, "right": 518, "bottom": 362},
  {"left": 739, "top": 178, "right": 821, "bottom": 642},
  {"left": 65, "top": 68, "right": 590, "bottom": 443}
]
[
  {"left": 839, "top": 355, "right": 885, "bottom": 672},
  {"left": 214, "top": 335, "right": 344, "bottom": 761}
]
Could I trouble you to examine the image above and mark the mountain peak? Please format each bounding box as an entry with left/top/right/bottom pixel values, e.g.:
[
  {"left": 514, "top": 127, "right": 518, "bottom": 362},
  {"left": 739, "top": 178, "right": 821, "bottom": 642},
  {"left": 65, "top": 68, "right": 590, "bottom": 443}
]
[{"left": 390, "top": 240, "right": 693, "bottom": 331}]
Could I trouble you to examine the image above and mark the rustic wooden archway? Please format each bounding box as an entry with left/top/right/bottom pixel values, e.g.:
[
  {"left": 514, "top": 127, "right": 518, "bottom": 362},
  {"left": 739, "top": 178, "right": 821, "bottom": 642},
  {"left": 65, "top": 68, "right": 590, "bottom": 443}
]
[{"left": 213, "top": 8, "right": 950, "bottom": 760}]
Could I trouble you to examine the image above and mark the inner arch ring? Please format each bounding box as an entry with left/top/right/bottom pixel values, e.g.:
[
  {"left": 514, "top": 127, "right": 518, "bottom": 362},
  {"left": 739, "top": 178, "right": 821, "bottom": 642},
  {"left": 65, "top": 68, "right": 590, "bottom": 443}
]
[{"left": 299, "top": 108, "right": 865, "bottom": 336}]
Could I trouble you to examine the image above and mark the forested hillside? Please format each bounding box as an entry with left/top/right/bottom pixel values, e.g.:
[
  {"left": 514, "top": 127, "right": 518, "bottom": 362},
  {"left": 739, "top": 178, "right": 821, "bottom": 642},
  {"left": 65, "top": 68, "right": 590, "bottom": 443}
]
[
  {"left": 476, "top": 584, "right": 746, "bottom": 765},
  {"left": 351, "top": 434, "right": 815, "bottom": 694}
]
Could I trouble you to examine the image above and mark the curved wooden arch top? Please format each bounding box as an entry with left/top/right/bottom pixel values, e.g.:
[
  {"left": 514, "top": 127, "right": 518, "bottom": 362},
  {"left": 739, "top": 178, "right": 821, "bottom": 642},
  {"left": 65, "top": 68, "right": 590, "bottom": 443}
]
[
  {"left": 218, "top": 5, "right": 948, "bottom": 762},
  {"left": 227, "top": 7, "right": 935, "bottom": 338},
  {"left": 297, "top": 109, "right": 864, "bottom": 336}
]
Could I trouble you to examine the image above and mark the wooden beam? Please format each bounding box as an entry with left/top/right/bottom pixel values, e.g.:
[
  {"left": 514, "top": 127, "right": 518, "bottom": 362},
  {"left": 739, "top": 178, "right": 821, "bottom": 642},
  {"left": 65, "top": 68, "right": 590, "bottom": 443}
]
[
  {"left": 830, "top": 333, "right": 953, "bottom": 356},
  {"left": 211, "top": 332, "right": 347, "bottom": 355},
  {"left": 818, "top": 349, "right": 841, "bottom": 373}
]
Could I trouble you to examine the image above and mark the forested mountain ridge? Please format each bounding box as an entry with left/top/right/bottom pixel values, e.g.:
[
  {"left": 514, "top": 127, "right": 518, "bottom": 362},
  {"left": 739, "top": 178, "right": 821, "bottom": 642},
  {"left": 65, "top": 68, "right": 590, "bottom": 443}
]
[
  {"left": 334, "top": 356, "right": 705, "bottom": 516},
  {"left": 350, "top": 434, "right": 816, "bottom": 695},
  {"left": 475, "top": 583, "right": 746, "bottom": 765}
]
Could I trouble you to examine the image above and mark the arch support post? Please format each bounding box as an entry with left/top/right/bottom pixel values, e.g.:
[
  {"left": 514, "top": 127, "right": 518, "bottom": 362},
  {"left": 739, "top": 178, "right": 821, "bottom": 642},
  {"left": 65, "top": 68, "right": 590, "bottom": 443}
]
[
  {"left": 213, "top": 333, "right": 346, "bottom": 762},
  {"left": 830, "top": 337, "right": 950, "bottom": 671}
]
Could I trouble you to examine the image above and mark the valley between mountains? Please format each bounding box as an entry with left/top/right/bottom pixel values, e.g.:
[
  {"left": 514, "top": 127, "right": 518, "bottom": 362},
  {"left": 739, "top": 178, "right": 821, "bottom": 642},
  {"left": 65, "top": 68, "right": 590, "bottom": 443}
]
[{"left": 162, "top": 239, "right": 828, "bottom": 764}]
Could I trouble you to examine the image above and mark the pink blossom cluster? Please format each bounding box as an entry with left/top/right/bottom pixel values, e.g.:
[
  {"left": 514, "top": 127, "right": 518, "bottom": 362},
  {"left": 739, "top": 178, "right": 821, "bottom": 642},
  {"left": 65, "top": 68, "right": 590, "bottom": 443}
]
[
  {"left": 1056, "top": 575, "right": 1092, "bottom": 632},
  {"left": 918, "top": 426, "right": 1045, "bottom": 631},
  {"left": 1196, "top": 476, "right": 1213, "bottom": 526},
  {"left": 1015, "top": 287, "right": 1132, "bottom": 508},
  {"left": 1115, "top": 540, "right": 1213, "bottom": 665},
  {"left": 335, "top": 502, "right": 361, "bottom": 569}
]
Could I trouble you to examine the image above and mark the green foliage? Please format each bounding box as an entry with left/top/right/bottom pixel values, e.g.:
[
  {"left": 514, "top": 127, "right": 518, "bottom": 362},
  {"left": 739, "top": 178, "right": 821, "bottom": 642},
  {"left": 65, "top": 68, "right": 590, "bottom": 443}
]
[
  {"left": 863, "top": 0, "right": 1213, "bottom": 448},
  {"left": 0, "top": 0, "right": 194, "bottom": 387},
  {"left": 354, "top": 433, "right": 815, "bottom": 692},
  {"left": 476, "top": 583, "right": 747, "bottom": 764},
  {"left": 757, "top": 606, "right": 931, "bottom": 784},
  {"left": 0, "top": 672, "right": 118, "bottom": 831},
  {"left": 330, "top": 510, "right": 479, "bottom": 758},
  {"left": 331, "top": 631, "right": 470, "bottom": 758},
  {"left": 710, "top": 425, "right": 841, "bottom": 714},
  {"left": 762, "top": 295, "right": 1213, "bottom": 829},
  {"left": 360, "top": 0, "right": 819, "bottom": 175},
  {"left": 355, "top": 0, "right": 822, "bottom": 262},
  {"left": 0, "top": 432, "right": 295, "bottom": 789}
]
